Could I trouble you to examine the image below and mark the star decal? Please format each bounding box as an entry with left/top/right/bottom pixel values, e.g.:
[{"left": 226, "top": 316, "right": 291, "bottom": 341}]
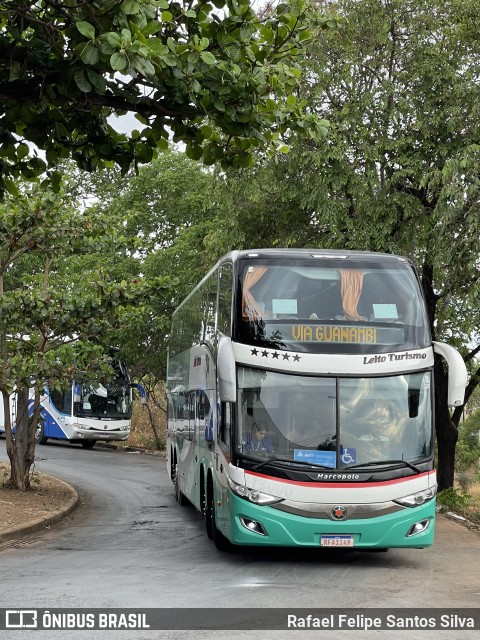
[{"left": 248, "top": 347, "right": 301, "bottom": 362}]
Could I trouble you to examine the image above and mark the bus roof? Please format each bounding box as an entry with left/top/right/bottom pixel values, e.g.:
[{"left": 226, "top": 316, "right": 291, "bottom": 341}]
[{"left": 225, "top": 248, "right": 411, "bottom": 264}]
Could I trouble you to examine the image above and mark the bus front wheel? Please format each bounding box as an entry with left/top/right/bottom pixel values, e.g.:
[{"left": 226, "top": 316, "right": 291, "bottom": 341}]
[
  {"left": 35, "top": 423, "right": 48, "bottom": 445},
  {"left": 81, "top": 440, "right": 96, "bottom": 449},
  {"left": 208, "top": 493, "right": 231, "bottom": 551}
]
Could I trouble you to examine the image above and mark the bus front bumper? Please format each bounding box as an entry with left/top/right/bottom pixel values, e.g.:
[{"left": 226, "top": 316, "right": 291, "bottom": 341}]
[
  {"left": 75, "top": 428, "right": 130, "bottom": 442},
  {"left": 226, "top": 493, "right": 436, "bottom": 549}
]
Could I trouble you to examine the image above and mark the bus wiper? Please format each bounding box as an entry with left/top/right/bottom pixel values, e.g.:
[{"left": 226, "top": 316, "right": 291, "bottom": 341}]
[
  {"left": 252, "top": 456, "right": 335, "bottom": 472},
  {"left": 346, "top": 459, "right": 422, "bottom": 473}
]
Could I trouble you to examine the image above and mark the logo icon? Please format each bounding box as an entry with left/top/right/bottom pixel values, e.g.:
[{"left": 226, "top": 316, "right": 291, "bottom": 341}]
[
  {"left": 331, "top": 505, "right": 347, "bottom": 520},
  {"left": 6, "top": 610, "right": 38, "bottom": 629}
]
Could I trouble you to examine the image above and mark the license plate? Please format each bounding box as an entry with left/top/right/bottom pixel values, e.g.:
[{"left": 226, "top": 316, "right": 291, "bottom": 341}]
[{"left": 320, "top": 535, "right": 355, "bottom": 547}]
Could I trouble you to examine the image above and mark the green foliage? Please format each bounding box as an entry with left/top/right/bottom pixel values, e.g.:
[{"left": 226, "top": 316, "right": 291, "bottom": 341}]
[
  {"left": 455, "top": 412, "right": 480, "bottom": 490},
  {"left": 0, "top": 0, "right": 332, "bottom": 194},
  {"left": 437, "top": 487, "right": 472, "bottom": 512},
  {"left": 82, "top": 150, "right": 219, "bottom": 383},
  {"left": 0, "top": 180, "right": 169, "bottom": 393}
]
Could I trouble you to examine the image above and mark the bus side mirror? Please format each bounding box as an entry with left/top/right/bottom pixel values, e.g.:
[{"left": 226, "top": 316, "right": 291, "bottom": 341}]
[
  {"left": 433, "top": 341, "right": 468, "bottom": 407},
  {"left": 217, "top": 336, "right": 236, "bottom": 403}
]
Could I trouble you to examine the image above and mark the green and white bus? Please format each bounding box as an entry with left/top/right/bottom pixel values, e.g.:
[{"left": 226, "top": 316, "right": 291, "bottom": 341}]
[{"left": 166, "top": 249, "right": 467, "bottom": 550}]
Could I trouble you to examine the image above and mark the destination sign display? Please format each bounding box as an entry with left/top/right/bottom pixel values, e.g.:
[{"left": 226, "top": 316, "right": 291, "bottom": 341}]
[{"left": 264, "top": 324, "right": 404, "bottom": 345}]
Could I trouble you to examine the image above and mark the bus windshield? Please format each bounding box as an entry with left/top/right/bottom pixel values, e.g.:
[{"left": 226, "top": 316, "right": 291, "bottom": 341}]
[
  {"left": 74, "top": 381, "right": 132, "bottom": 419},
  {"left": 236, "top": 258, "right": 429, "bottom": 353},
  {"left": 236, "top": 367, "right": 432, "bottom": 468}
]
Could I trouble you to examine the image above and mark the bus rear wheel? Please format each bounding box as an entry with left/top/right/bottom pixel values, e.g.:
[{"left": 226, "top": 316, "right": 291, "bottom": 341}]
[
  {"left": 205, "top": 492, "right": 213, "bottom": 540},
  {"left": 175, "top": 468, "right": 188, "bottom": 506}
]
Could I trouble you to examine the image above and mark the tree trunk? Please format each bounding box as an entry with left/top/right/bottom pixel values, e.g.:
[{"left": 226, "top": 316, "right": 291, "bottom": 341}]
[
  {"left": 5, "top": 386, "right": 40, "bottom": 491},
  {"left": 145, "top": 401, "right": 162, "bottom": 445},
  {"left": 434, "top": 357, "right": 458, "bottom": 491},
  {"left": 421, "top": 257, "right": 458, "bottom": 491}
]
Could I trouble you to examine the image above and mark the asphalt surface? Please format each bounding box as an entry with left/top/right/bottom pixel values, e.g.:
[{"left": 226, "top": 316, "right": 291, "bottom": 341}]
[{"left": 0, "top": 439, "right": 479, "bottom": 640}]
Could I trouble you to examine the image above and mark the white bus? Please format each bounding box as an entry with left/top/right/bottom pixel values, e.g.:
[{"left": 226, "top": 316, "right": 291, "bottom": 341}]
[
  {"left": 166, "top": 249, "right": 467, "bottom": 550},
  {"left": 0, "top": 358, "right": 145, "bottom": 449}
]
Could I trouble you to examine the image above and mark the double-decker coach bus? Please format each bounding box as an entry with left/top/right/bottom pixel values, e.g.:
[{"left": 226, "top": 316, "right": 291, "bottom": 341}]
[{"left": 166, "top": 249, "right": 467, "bottom": 550}]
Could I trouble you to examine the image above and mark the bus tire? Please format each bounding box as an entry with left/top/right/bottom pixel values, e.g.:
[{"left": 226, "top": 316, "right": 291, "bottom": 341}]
[
  {"left": 210, "top": 493, "right": 231, "bottom": 551},
  {"left": 175, "top": 469, "right": 188, "bottom": 506},
  {"left": 169, "top": 448, "right": 176, "bottom": 484},
  {"left": 205, "top": 486, "right": 214, "bottom": 540},
  {"left": 35, "top": 423, "right": 48, "bottom": 445},
  {"left": 81, "top": 440, "right": 96, "bottom": 449}
]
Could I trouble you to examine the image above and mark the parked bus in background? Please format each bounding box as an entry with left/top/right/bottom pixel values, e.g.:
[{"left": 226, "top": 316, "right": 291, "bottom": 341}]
[
  {"left": 166, "top": 249, "right": 468, "bottom": 550},
  {"left": 0, "top": 356, "right": 146, "bottom": 449}
]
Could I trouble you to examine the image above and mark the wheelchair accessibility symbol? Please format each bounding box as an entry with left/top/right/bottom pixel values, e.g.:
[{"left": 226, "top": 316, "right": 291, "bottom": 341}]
[{"left": 340, "top": 448, "right": 356, "bottom": 465}]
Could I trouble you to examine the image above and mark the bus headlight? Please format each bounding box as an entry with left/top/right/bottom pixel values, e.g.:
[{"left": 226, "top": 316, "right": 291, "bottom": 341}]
[
  {"left": 394, "top": 486, "right": 437, "bottom": 507},
  {"left": 228, "top": 478, "right": 283, "bottom": 506}
]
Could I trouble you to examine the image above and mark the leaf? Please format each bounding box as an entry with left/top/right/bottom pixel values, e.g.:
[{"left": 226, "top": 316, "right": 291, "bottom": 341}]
[
  {"left": 17, "top": 143, "right": 30, "bottom": 160},
  {"left": 185, "top": 143, "right": 204, "bottom": 160},
  {"left": 80, "top": 43, "right": 100, "bottom": 65},
  {"left": 74, "top": 69, "right": 93, "bottom": 93},
  {"left": 4, "top": 177, "right": 20, "bottom": 197},
  {"left": 143, "top": 20, "right": 162, "bottom": 36},
  {"left": 105, "top": 32, "right": 122, "bottom": 48},
  {"left": 76, "top": 21, "right": 96, "bottom": 40},
  {"left": 86, "top": 69, "right": 107, "bottom": 94},
  {"left": 121, "top": 0, "right": 140, "bottom": 14},
  {"left": 200, "top": 51, "right": 216, "bottom": 65},
  {"left": 110, "top": 52, "right": 128, "bottom": 71}
]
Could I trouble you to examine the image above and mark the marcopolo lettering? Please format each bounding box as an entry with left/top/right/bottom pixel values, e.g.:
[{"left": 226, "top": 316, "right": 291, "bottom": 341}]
[{"left": 317, "top": 473, "right": 360, "bottom": 481}]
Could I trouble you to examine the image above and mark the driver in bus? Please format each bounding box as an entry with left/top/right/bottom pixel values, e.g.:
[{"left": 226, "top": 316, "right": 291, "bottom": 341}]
[{"left": 244, "top": 421, "right": 274, "bottom": 453}]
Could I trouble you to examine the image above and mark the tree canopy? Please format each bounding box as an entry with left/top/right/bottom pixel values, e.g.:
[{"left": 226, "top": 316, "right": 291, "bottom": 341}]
[{"left": 0, "top": 0, "right": 330, "bottom": 195}]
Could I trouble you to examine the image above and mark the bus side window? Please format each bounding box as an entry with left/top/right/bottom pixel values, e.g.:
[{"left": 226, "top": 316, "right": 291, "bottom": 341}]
[
  {"left": 219, "top": 401, "right": 232, "bottom": 448},
  {"left": 218, "top": 263, "right": 233, "bottom": 337},
  {"left": 197, "top": 391, "right": 211, "bottom": 439},
  {"left": 50, "top": 389, "right": 63, "bottom": 413},
  {"left": 50, "top": 388, "right": 72, "bottom": 414}
]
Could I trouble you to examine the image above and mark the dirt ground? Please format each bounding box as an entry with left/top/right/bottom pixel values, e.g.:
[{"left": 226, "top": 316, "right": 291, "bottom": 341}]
[{"left": 0, "top": 462, "right": 74, "bottom": 534}]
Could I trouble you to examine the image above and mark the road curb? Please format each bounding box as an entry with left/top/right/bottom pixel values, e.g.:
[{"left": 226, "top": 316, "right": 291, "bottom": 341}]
[
  {"left": 96, "top": 442, "right": 166, "bottom": 457},
  {"left": 0, "top": 476, "right": 79, "bottom": 544}
]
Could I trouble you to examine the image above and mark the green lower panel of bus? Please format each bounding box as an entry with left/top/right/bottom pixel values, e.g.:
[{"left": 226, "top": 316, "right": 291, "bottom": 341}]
[{"left": 226, "top": 494, "right": 436, "bottom": 549}]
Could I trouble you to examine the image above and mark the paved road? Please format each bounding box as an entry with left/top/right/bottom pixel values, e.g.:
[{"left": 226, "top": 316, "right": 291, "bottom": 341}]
[{"left": 0, "top": 440, "right": 479, "bottom": 640}]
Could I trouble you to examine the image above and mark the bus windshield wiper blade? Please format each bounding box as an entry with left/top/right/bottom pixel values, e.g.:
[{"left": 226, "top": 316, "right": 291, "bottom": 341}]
[
  {"left": 252, "top": 456, "right": 335, "bottom": 472},
  {"left": 346, "top": 459, "right": 422, "bottom": 473}
]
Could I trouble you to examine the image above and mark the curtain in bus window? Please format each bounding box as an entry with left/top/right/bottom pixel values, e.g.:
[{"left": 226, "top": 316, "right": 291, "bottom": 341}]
[
  {"left": 242, "top": 266, "right": 268, "bottom": 318},
  {"left": 340, "top": 270, "right": 366, "bottom": 321}
]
